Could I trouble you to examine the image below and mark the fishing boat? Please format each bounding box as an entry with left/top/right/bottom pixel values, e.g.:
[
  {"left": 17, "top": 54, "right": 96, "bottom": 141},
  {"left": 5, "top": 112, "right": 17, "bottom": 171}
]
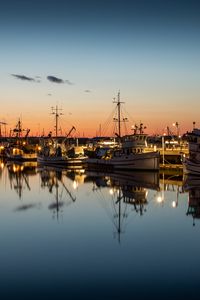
[
  {"left": 37, "top": 106, "right": 87, "bottom": 167},
  {"left": 5, "top": 119, "right": 37, "bottom": 161},
  {"left": 86, "top": 92, "right": 160, "bottom": 171},
  {"left": 37, "top": 146, "right": 87, "bottom": 166},
  {"left": 183, "top": 128, "right": 200, "bottom": 175}
]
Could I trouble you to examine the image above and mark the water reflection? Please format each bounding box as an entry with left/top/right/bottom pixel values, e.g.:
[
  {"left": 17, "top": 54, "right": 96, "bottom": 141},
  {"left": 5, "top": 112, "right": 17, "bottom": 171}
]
[
  {"left": 86, "top": 170, "right": 160, "bottom": 242},
  {"left": 158, "top": 172, "right": 184, "bottom": 208},
  {"left": 184, "top": 175, "right": 200, "bottom": 226},
  {"left": 2, "top": 161, "right": 200, "bottom": 298},
  {"left": 3, "top": 160, "right": 200, "bottom": 229},
  {"left": 7, "top": 161, "right": 37, "bottom": 198},
  {"left": 38, "top": 166, "right": 79, "bottom": 220}
]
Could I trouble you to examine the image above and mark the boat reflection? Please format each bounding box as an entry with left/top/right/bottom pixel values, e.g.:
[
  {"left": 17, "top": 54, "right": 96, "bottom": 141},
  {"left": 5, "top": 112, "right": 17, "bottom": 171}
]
[
  {"left": 6, "top": 161, "right": 37, "bottom": 198},
  {"left": 183, "top": 175, "right": 200, "bottom": 226},
  {"left": 38, "top": 166, "right": 79, "bottom": 220},
  {"left": 158, "top": 171, "right": 184, "bottom": 208},
  {"left": 2, "top": 161, "right": 193, "bottom": 229},
  {"left": 87, "top": 170, "right": 160, "bottom": 242}
]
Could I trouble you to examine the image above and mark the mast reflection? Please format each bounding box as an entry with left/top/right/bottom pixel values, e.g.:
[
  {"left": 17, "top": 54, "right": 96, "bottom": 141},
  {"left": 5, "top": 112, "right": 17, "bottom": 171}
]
[
  {"left": 7, "top": 161, "right": 37, "bottom": 198},
  {"left": 88, "top": 170, "right": 160, "bottom": 243},
  {"left": 184, "top": 175, "right": 200, "bottom": 226},
  {"left": 38, "top": 166, "right": 78, "bottom": 220}
]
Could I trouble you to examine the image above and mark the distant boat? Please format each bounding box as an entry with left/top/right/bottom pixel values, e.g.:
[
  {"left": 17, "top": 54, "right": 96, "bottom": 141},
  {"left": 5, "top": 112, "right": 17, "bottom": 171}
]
[
  {"left": 183, "top": 128, "right": 200, "bottom": 175},
  {"left": 5, "top": 119, "right": 37, "bottom": 161},
  {"left": 86, "top": 92, "right": 160, "bottom": 171}
]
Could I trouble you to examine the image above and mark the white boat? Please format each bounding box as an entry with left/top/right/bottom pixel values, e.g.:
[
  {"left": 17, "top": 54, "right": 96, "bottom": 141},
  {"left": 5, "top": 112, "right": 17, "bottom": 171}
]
[
  {"left": 183, "top": 128, "right": 200, "bottom": 175},
  {"left": 86, "top": 92, "right": 160, "bottom": 171},
  {"left": 37, "top": 142, "right": 88, "bottom": 166},
  {"left": 86, "top": 138, "right": 160, "bottom": 171}
]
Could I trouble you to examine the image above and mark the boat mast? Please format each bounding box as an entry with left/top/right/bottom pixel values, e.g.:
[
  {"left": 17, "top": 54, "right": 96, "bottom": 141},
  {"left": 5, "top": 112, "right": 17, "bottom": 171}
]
[
  {"left": 51, "top": 106, "right": 63, "bottom": 138},
  {"left": 113, "top": 91, "right": 125, "bottom": 138}
]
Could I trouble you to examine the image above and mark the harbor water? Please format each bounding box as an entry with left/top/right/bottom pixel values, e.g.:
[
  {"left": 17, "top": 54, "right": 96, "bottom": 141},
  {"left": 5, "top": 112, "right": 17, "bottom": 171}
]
[{"left": 0, "top": 161, "right": 200, "bottom": 299}]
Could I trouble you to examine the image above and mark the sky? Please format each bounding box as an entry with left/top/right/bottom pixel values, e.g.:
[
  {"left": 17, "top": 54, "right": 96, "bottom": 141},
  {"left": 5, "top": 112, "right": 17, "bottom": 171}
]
[{"left": 0, "top": 0, "right": 200, "bottom": 137}]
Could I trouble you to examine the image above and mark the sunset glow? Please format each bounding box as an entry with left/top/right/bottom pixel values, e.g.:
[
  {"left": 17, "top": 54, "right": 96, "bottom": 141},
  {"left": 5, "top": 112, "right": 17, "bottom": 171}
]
[{"left": 1, "top": 0, "right": 199, "bottom": 137}]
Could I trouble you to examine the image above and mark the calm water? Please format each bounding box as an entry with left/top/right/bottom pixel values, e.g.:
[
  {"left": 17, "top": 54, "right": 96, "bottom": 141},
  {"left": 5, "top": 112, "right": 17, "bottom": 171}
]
[{"left": 0, "top": 161, "right": 200, "bottom": 299}]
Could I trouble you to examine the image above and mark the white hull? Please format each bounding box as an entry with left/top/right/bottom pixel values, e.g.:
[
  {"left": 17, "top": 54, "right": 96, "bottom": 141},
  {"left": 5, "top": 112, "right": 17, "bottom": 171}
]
[{"left": 86, "top": 151, "right": 160, "bottom": 171}]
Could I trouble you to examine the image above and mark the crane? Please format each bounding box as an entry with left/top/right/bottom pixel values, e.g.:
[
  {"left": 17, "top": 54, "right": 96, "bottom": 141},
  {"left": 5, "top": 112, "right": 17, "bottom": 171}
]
[{"left": 66, "top": 126, "right": 76, "bottom": 138}]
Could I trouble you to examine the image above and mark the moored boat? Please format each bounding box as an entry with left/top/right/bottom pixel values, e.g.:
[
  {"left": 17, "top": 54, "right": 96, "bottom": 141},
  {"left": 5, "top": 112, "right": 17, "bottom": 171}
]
[
  {"left": 5, "top": 119, "right": 37, "bottom": 161},
  {"left": 37, "top": 106, "right": 87, "bottom": 167},
  {"left": 183, "top": 128, "right": 200, "bottom": 175},
  {"left": 86, "top": 92, "right": 160, "bottom": 171}
]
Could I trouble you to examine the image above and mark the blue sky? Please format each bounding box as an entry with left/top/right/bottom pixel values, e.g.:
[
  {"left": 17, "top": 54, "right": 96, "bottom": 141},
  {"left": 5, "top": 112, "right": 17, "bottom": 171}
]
[{"left": 0, "top": 0, "right": 200, "bottom": 136}]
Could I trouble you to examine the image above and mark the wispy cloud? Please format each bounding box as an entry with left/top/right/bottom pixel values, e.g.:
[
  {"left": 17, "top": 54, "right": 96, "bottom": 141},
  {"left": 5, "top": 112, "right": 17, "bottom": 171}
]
[
  {"left": 47, "top": 75, "right": 64, "bottom": 83},
  {"left": 11, "top": 74, "right": 36, "bottom": 82},
  {"left": 47, "top": 75, "right": 73, "bottom": 85}
]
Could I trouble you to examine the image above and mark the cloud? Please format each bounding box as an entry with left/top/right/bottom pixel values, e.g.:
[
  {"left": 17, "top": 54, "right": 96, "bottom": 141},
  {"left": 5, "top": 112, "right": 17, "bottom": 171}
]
[
  {"left": 47, "top": 75, "right": 65, "bottom": 83},
  {"left": 11, "top": 74, "right": 36, "bottom": 81},
  {"left": 84, "top": 89, "right": 91, "bottom": 93},
  {"left": 47, "top": 75, "right": 73, "bottom": 85}
]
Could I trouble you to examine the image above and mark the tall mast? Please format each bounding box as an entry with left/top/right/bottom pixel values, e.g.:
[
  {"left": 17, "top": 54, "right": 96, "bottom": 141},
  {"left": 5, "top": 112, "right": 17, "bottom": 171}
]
[
  {"left": 117, "top": 92, "right": 121, "bottom": 138},
  {"left": 51, "top": 105, "right": 63, "bottom": 138},
  {"left": 113, "top": 91, "right": 125, "bottom": 138}
]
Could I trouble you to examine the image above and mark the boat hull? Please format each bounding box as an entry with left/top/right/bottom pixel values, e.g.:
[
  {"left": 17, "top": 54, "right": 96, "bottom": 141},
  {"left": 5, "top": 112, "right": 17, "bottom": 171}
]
[
  {"left": 6, "top": 153, "right": 37, "bottom": 161},
  {"left": 86, "top": 151, "right": 160, "bottom": 171},
  {"left": 183, "top": 158, "right": 200, "bottom": 175},
  {"left": 37, "top": 155, "right": 87, "bottom": 167},
  {"left": 37, "top": 155, "right": 68, "bottom": 165}
]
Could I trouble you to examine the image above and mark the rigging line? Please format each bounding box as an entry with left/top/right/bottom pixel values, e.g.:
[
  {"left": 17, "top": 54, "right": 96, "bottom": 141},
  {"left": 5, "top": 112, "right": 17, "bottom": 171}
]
[
  {"left": 110, "top": 194, "right": 128, "bottom": 231},
  {"left": 123, "top": 106, "right": 136, "bottom": 125},
  {"left": 95, "top": 189, "right": 119, "bottom": 227},
  {"left": 120, "top": 202, "right": 139, "bottom": 230},
  {"left": 121, "top": 110, "right": 129, "bottom": 135},
  {"left": 100, "top": 106, "right": 118, "bottom": 136}
]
